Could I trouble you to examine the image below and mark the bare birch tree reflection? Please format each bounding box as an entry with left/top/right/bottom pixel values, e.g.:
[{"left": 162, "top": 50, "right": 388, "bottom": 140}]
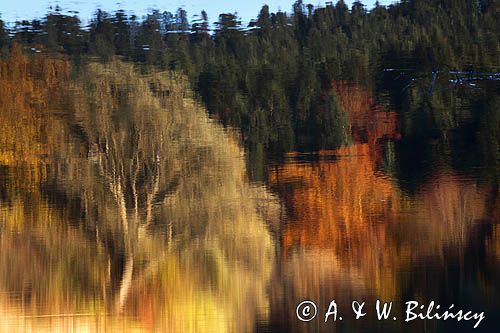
[
  {"left": 0, "top": 49, "right": 278, "bottom": 332},
  {"left": 67, "top": 61, "right": 278, "bottom": 319}
]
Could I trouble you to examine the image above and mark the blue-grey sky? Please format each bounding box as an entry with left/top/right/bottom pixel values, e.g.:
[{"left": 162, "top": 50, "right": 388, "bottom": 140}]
[{"left": 0, "top": 1, "right": 397, "bottom": 25}]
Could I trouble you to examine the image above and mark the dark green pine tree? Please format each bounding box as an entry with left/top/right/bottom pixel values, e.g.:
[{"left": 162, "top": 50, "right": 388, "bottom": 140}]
[
  {"left": 88, "top": 10, "right": 116, "bottom": 60},
  {"left": 0, "top": 17, "right": 9, "bottom": 57}
]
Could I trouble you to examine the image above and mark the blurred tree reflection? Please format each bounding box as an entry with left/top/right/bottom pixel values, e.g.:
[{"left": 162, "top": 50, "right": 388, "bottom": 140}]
[{"left": 0, "top": 48, "right": 279, "bottom": 332}]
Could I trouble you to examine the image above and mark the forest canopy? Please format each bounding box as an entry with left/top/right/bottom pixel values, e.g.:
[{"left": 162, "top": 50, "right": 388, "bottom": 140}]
[{"left": 0, "top": 0, "right": 499, "bottom": 155}]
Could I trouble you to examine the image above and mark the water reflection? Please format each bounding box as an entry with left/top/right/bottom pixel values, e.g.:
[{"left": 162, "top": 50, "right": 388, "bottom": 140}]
[
  {"left": 0, "top": 48, "right": 498, "bottom": 332},
  {"left": 267, "top": 82, "right": 499, "bottom": 332},
  {"left": 0, "top": 48, "right": 278, "bottom": 332}
]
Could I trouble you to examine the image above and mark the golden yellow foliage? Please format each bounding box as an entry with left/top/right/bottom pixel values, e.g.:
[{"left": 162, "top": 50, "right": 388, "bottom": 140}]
[
  {"left": 0, "top": 52, "right": 278, "bottom": 333},
  {"left": 0, "top": 44, "right": 70, "bottom": 167}
]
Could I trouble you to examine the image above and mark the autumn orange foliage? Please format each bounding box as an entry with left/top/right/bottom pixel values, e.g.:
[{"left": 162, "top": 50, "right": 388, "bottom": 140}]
[
  {"left": 269, "top": 82, "right": 495, "bottom": 301},
  {"left": 332, "top": 80, "right": 401, "bottom": 171},
  {"left": 0, "top": 44, "right": 71, "bottom": 167},
  {"left": 332, "top": 80, "right": 400, "bottom": 143}
]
